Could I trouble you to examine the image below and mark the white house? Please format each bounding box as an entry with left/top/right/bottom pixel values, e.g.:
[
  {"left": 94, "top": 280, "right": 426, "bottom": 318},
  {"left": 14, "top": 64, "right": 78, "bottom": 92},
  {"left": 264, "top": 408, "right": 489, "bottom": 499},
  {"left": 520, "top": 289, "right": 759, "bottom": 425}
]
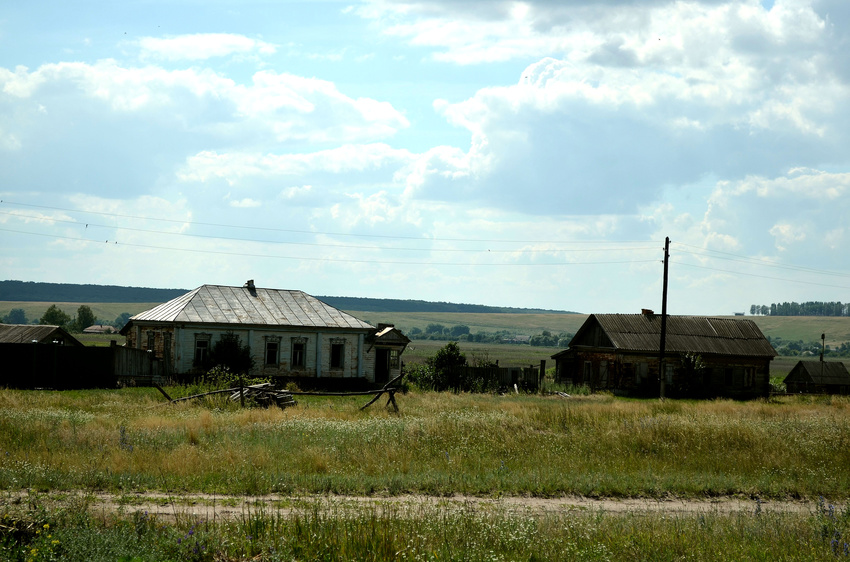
[{"left": 120, "top": 281, "right": 408, "bottom": 386}]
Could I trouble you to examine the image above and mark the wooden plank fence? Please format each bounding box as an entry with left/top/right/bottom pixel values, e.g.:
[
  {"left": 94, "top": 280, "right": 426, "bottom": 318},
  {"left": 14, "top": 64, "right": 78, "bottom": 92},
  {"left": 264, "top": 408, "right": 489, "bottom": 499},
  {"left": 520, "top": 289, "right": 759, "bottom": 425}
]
[
  {"left": 446, "top": 361, "right": 544, "bottom": 392},
  {"left": 0, "top": 342, "right": 161, "bottom": 389}
]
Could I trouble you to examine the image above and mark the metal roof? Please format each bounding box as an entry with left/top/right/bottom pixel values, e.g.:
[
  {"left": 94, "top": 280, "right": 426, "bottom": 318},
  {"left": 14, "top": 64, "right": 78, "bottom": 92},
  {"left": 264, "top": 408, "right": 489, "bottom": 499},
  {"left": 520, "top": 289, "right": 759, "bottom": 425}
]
[
  {"left": 784, "top": 361, "right": 850, "bottom": 386},
  {"left": 573, "top": 314, "right": 777, "bottom": 357},
  {"left": 0, "top": 323, "right": 83, "bottom": 346},
  {"left": 127, "top": 285, "right": 375, "bottom": 330}
]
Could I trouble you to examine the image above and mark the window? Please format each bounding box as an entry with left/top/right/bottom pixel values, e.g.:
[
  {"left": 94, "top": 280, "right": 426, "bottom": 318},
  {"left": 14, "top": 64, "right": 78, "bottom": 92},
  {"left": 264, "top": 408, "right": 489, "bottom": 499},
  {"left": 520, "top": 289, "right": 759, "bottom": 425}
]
[
  {"left": 744, "top": 367, "right": 754, "bottom": 388},
  {"left": 194, "top": 334, "right": 211, "bottom": 366},
  {"left": 291, "top": 338, "right": 306, "bottom": 368},
  {"left": 264, "top": 336, "right": 281, "bottom": 366},
  {"left": 330, "top": 340, "right": 345, "bottom": 369},
  {"left": 146, "top": 331, "right": 155, "bottom": 352},
  {"left": 389, "top": 349, "right": 400, "bottom": 369},
  {"left": 636, "top": 363, "right": 648, "bottom": 383}
]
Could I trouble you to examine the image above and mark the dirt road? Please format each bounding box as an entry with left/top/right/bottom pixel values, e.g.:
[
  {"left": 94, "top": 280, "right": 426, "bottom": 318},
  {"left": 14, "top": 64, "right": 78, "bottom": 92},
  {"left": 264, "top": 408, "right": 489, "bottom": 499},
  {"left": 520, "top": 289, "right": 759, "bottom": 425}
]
[{"left": 3, "top": 491, "right": 827, "bottom": 521}]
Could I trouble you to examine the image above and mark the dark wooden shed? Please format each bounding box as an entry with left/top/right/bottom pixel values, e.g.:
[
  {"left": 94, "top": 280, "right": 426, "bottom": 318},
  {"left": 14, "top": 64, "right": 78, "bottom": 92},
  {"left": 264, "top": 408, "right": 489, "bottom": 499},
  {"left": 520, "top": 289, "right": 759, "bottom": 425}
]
[
  {"left": 0, "top": 323, "right": 83, "bottom": 346},
  {"left": 784, "top": 361, "right": 850, "bottom": 394},
  {"left": 551, "top": 313, "right": 777, "bottom": 398}
]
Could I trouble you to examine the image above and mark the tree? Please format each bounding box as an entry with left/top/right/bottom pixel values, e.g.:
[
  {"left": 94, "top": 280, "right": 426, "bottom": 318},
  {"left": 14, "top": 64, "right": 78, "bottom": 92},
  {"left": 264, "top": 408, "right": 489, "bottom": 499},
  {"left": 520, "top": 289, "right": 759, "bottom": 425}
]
[
  {"left": 209, "top": 331, "right": 254, "bottom": 376},
  {"left": 449, "top": 324, "right": 470, "bottom": 337},
  {"left": 113, "top": 312, "right": 132, "bottom": 330},
  {"left": 427, "top": 341, "right": 467, "bottom": 391},
  {"left": 40, "top": 305, "right": 71, "bottom": 328},
  {"left": 72, "top": 305, "right": 96, "bottom": 332},
  {"left": 2, "top": 308, "right": 27, "bottom": 324}
]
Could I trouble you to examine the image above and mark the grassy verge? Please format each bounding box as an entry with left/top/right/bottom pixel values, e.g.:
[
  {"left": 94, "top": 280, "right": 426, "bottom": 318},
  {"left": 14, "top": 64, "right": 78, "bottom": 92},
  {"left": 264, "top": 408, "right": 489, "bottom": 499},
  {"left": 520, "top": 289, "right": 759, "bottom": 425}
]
[
  {"left": 1, "top": 388, "right": 849, "bottom": 499},
  {"left": 2, "top": 493, "right": 848, "bottom": 561}
]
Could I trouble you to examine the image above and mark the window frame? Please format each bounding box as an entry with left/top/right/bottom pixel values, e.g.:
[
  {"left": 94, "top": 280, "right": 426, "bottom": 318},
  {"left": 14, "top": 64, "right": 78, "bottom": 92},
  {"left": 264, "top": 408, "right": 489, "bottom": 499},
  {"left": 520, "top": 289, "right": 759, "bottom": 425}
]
[
  {"left": 193, "top": 333, "right": 212, "bottom": 366},
  {"left": 264, "top": 336, "right": 281, "bottom": 366},
  {"left": 291, "top": 337, "right": 307, "bottom": 369},
  {"left": 330, "top": 339, "right": 345, "bottom": 370}
]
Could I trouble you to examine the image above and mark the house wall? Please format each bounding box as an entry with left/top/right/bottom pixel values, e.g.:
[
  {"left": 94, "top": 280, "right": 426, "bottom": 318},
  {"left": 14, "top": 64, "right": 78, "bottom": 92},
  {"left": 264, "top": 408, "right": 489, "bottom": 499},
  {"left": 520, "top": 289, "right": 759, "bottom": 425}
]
[
  {"left": 126, "top": 323, "right": 375, "bottom": 381},
  {"left": 555, "top": 348, "right": 771, "bottom": 398}
]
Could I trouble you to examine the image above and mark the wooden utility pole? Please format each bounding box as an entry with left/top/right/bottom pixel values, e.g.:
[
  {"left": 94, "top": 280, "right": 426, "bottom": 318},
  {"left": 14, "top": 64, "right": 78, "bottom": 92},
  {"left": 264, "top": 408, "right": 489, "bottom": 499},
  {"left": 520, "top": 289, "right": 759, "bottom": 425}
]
[{"left": 659, "top": 237, "right": 670, "bottom": 399}]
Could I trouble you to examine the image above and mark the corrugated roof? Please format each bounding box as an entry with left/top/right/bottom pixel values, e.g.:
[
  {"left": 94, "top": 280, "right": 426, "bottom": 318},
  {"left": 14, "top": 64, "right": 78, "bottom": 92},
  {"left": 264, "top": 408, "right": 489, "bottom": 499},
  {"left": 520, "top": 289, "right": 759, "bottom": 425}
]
[
  {"left": 579, "top": 314, "right": 777, "bottom": 357},
  {"left": 785, "top": 361, "right": 850, "bottom": 386},
  {"left": 0, "top": 324, "right": 83, "bottom": 346},
  {"left": 128, "top": 285, "right": 374, "bottom": 330}
]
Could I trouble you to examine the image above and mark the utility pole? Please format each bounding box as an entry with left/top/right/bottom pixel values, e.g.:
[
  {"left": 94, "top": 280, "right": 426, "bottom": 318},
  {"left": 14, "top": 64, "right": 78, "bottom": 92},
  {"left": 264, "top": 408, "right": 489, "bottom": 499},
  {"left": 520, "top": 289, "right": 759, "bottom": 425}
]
[{"left": 659, "top": 237, "right": 670, "bottom": 399}]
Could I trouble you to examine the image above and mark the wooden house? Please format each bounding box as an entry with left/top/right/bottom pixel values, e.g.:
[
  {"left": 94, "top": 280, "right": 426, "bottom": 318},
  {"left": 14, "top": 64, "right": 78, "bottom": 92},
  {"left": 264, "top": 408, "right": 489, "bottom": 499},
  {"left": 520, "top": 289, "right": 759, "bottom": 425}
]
[
  {"left": 551, "top": 312, "right": 777, "bottom": 398},
  {"left": 784, "top": 361, "right": 850, "bottom": 395},
  {"left": 0, "top": 323, "right": 83, "bottom": 346},
  {"left": 119, "top": 281, "right": 409, "bottom": 387}
]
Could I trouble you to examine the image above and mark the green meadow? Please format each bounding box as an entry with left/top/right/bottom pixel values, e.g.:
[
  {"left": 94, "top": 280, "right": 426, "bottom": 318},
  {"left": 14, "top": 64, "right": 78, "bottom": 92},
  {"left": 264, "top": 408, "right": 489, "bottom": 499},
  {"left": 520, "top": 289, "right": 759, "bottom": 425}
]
[{"left": 1, "top": 387, "right": 849, "bottom": 560}]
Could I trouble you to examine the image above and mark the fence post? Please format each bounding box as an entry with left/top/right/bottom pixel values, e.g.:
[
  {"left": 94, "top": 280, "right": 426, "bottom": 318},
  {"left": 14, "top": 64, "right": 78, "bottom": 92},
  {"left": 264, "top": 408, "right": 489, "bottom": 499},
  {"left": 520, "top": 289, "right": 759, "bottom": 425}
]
[{"left": 539, "top": 359, "right": 546, "bottom": 391}]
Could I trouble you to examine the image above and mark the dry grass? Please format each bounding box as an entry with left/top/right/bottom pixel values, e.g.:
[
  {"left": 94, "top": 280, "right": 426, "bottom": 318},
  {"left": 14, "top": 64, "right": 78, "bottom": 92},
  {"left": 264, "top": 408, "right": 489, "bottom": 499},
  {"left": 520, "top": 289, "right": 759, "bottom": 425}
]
[{"left": 0, "top": 388, "right": 849, "bottom": 500}]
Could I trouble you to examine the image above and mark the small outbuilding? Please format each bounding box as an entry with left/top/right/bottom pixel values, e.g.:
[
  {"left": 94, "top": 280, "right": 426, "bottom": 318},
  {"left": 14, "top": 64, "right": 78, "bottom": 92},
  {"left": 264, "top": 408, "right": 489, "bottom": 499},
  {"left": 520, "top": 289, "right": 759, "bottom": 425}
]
[
  {"left": 784, "top": 361, "right": 850, "bottom": 395},
  {"left": 0, "top": 323, "right": 83, "bottom": 346},
  {"left": 83, "top": 324, "right": 117, "bottom": 334},
  {"left": 551, "top": 312, "right": 777, "bottom": 398}
]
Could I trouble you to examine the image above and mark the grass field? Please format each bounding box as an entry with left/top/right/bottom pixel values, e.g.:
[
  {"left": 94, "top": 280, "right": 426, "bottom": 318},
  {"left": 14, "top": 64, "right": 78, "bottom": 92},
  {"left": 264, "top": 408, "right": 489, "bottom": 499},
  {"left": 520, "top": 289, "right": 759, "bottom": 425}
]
[{"left": 1, "top": 388, "right": 849, "bottom": 560}]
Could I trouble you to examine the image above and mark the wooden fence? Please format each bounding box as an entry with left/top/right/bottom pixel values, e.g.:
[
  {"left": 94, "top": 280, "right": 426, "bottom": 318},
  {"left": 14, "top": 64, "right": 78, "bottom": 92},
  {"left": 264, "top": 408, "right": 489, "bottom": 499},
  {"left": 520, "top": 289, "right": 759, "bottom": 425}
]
[
  {"left": 0, "top": 342, "right": 161, "bottom": 389},
  {"left": 446, "top": 361, "right": 544, "bottom": 392}
]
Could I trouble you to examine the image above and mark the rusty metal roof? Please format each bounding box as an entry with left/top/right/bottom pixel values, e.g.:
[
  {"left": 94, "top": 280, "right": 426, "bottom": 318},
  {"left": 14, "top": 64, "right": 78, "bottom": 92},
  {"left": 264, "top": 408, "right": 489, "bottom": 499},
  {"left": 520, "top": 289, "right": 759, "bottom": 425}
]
[
  {"left": 784, "top": 361, "right": 850, "bottom": 386},
  {"left": 127, "top": 285, "right": 374, "bottom": 330},
  {"left": 0, "top": 323, "right": 83, "bottom": 346},
  {"left": 574, "top": 314, "right": 777, "bottom": 357}
]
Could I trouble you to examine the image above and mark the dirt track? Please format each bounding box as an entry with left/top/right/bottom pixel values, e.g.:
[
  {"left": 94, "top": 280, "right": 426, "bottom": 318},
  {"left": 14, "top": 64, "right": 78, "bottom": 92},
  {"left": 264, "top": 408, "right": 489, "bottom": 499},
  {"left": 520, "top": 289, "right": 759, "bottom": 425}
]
[{"left": 2, "top": 491, "right": 828, "bottom": 521}]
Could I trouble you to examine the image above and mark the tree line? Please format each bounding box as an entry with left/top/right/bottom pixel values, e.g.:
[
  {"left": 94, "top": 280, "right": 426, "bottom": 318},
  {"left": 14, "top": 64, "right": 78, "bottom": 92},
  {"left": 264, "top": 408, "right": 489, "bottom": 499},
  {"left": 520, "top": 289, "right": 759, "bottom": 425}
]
[
  {"left": 2, "top": 305, "right": 132, "bottom": 332},
  {"left": 407, "top": 323, "right": 572, "bottom": 347},
  {"left": 749, "top": 301, "right": 849, "bottom": 316},
  {"left": 0, "top": 280, "right": 187, "bottom": 303}
]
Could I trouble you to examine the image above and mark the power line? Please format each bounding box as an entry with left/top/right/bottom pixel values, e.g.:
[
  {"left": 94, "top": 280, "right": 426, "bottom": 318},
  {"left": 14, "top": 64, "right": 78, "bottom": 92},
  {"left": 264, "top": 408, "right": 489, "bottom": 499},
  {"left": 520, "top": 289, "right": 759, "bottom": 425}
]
[
  {"left": 672, "top": 259, "right": 850, "bottom": 290},
  {"left": 0, "top": 210, "right": 660, "bottom": 255},
  {"left": 672, "top": 242, "right": 850, "bottom": 279},
  {"left": 0, "top": 199, "right": 655, "bottom": 246},
  {"left": 0, "top": 227, "right": 662, "bottom": 267}
]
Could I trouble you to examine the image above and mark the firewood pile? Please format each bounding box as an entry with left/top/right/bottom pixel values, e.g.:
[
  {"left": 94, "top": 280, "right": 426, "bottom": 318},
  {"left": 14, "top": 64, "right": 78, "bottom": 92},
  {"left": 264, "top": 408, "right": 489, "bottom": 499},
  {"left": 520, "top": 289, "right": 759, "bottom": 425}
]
[{"left": 229, "top": 383, "right": 296, "bottom": 408}]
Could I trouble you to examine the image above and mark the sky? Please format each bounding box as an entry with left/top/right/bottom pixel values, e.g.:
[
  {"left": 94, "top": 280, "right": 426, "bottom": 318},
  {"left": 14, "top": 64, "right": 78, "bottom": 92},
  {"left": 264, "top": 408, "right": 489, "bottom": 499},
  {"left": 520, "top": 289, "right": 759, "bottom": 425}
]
[{"left": 1, "top": 0, "right": 849, "bottom": 315}]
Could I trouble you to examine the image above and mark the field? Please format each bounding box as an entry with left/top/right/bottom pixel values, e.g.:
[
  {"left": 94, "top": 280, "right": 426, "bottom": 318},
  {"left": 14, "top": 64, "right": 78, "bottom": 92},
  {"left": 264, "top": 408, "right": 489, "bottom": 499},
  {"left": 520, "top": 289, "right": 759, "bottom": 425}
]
[
  {"left": 0, "top": 301, "right": 158, "bottom": 326},
  {"left": 5, "top": 299, "right": 850, "bottom": 341},
  {"left": 1, "top": 387, "right": 849, "bottom": 560}
]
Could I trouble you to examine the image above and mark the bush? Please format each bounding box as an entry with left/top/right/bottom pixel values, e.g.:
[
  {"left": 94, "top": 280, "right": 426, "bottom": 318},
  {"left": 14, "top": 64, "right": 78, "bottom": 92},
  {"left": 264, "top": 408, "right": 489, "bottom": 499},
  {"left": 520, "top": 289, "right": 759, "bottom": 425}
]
[{"left": 209, "top": 331, "right": 254, "bottom": 375}]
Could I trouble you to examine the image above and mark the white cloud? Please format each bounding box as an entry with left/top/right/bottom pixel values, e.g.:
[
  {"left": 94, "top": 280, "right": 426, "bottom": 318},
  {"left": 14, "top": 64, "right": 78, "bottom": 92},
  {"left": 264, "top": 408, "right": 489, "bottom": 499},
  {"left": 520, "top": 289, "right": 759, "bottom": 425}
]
[
  {"left": 228, "top": 198, "right": 262, "bottom": 208},
  {"left": 138, "top": 33, "right": 277, "bottom": 61},
  {"left": 178, "top": 144, "right": 415, "bottom": 185},
  {"left": 769, "top": 222, "right": 807, "bottom": 250}
]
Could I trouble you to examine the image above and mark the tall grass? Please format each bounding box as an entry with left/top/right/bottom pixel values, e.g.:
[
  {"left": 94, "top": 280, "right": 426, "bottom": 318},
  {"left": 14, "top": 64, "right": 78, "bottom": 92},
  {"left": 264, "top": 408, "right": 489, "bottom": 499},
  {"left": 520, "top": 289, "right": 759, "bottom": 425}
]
[{"left": 0, "top": 388, "right": 848, "bottom": 499}]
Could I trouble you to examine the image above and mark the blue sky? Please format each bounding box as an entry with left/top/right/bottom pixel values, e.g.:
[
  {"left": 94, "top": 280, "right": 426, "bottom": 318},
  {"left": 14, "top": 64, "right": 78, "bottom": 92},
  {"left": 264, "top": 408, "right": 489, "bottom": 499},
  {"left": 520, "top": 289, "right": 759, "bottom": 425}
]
[{"left": 2, "top": 0, "right": 849, "bottom": 315}]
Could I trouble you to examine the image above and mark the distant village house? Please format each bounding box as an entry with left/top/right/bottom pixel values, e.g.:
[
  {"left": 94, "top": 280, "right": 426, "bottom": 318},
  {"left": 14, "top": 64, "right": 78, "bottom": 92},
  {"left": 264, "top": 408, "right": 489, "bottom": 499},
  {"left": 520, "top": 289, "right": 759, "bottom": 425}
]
[
  {"left": 784, "top": 361, "right": 850, "bottom": 395},
  {"left": 552, "top": 312, "right": 776, "bottom": 398}
]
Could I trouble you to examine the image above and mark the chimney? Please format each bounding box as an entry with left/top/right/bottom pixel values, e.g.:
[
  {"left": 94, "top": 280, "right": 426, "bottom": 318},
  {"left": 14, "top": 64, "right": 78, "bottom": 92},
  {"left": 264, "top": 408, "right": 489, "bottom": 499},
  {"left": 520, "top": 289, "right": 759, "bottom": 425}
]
[
  {"left": 245, "top": 280, "right": 255, "bottom": 289},
  {"left": 641, "top": 308, "right": 654, "bottom": 315}
]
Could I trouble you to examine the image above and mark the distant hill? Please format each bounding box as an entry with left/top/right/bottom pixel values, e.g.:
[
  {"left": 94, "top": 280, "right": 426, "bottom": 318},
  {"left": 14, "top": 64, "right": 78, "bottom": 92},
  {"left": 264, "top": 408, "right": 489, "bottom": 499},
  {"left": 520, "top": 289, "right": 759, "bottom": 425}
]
[
  {"left": 0, "top": 280, "right": 189, "bottom": 303},
  {"left": 314, "top": 296, "right": 574, "bottom": 314},
  {"left": 0, "top": 281, "right": 576, "bottom": 314}
]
